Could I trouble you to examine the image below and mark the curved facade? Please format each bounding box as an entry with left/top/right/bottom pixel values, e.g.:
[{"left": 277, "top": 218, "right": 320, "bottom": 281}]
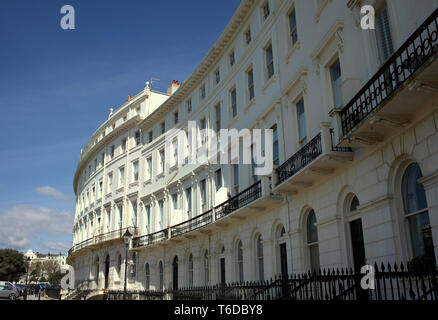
[{"left": 68, "top": 0, "right": 438, "bottom": 295}]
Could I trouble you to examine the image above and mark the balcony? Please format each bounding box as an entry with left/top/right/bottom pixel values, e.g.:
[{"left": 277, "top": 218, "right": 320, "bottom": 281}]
[
  {"left": 273, "top": 124, "right": 353, "bottom": 195},
  {"left": 131, "top": 178, "right": 283, "bottom": 250},
  {"left": 332, "top": 8, "right": 438, "bottom": 148},
  {"left": 132, "top": 229, "right": 169, "bottom": 249},
  {"left": 67, "top": 226, "right": 138, "bottom": 264},
  {"left": 169, "top": 209, "right": 213, "bottom": 238}
]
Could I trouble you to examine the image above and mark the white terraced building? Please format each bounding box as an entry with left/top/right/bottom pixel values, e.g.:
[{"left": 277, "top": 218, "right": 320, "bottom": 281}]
[{"left": 67, "top": 0, "right": 438, "bottom": 297}]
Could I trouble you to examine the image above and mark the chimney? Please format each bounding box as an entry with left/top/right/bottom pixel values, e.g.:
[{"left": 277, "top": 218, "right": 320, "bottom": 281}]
[{"left": 167, "top": 80, "right": 181, "bottom": 95}]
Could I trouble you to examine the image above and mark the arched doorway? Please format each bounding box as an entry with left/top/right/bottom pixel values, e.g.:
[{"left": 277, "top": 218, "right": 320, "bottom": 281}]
[
  {"left": 94, "top": 257, "right": 100, "bottom": 289},
  {"left": 276, "top": 226, "right": 288, "bottom": 277},
  {"left": 172, "top": 256, "right": 178, "bottom": 290},
  {"left": 104, "top": 255, "right": 110, "bottom": 289}
]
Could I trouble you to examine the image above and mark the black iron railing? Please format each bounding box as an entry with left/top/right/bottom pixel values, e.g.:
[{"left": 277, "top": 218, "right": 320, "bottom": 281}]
[
  {"left": 170, "top": 209, "right": 213, "bottom": 238},
  {"left": 69, "top": 227, "right": 138, "bottom": 255},
  {"left": 106, "top": 262, "right": 437, "bottom": 301},
  {"left": 330, "top": 128, "right": 353, "bottom": 152},
  {"left": 276, "top": 133, "right": 322, "bottom": 186},
  {"left": 132, "top": 228, "right": 169, "bottom": 248},
  {"left": 339, "top": 8, "right": 438, "bottom": 137},
  {"left": 215, "top": 181, "right": 262, "bottom": 220}
]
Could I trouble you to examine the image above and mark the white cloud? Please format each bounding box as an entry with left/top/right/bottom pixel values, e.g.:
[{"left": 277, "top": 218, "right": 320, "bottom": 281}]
[
  {"left": 35, "top": 186, "right": 71, "bottom": 201},
  {"left": 0, "top": 205, "right": 74, "bottom": 251}
]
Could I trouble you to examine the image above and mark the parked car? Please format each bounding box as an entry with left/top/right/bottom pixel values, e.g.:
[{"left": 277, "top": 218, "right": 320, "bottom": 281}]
[{"left": 0, "top": 282, "right": 18, "bottom": 299}]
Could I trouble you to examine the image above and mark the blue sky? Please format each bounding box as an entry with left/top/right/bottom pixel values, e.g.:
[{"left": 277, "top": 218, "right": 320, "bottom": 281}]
[{"left": 0, "top": 0, "right": 239, "bottom": 254}]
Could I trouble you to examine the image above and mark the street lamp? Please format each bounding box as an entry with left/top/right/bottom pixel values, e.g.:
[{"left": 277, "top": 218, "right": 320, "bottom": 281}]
[
  {"left": 24, "top": 257, "right": 31, "bottom": 300},
  {"left": 122, "top": 228, "right": 132, "bottom": 301}
]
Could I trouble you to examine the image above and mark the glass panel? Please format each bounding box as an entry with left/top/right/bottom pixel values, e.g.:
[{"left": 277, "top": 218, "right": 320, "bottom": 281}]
[
  {"left": 407, "top": 211, "right": 433, "bottom": 258},
  {"left": 402, "top": 163, "right": 428, "bottom": 214},
  {"left": 350, "top": 196, "right": 360, "bottom": 212},
  {"left": 289, "top": 9, "right": 297, "bottom": 44},
  {"left": 296, "top": 98, "right": 307, "bottom": 142},
  {"left": 257, "top": 235, "right": 264, "bottom": 281},
  {"left": 272, "top": 124, "right": 279, "bottom": 165},
  {"left": 375, "top": 4, "right": 394, "bottom": 64},
  {"left": 330, "top": 59, "right": 342, "bottom": 107},
  {"left": 204, "top": 251, "right": 209, "bottom": 285},
  {"left": 309, "top": 244, "right": 320, "bottom": 271},
  {"left": 306, "top": 210, "right": 318, "bottom": 243},
  {"left": 237, "top": 241, "right": 243, "bottom": 282}
]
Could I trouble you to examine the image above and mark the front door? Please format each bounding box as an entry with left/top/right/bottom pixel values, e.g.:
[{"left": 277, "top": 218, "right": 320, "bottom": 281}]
[
  {"left": 220, "top": 258, "right": 226, "bottom": 285},
  {"left": 173, "top": 257, "right": 178, "bottom": 290},
  {"left": 280, "top": 243, "right": 288, "bottom": 277},
  {"left": 350, "top": 219, "right": 368, "bottom": 300},
  {"left": 350, "top": 219, "right": 366, "bottom": 272}
]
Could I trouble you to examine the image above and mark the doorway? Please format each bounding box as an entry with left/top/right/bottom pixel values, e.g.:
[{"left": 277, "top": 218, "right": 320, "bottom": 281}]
[
  {"left": 104, "top": 255, "right": 110, "bottom": 289},
  {"left": 279, "top": 243, "right": 288, "bottom": 277},
  {"left": 172, "top": 256, "right": 178, "bottom": 290},
  {"left": 350, "top": 219, "right": 366, "bottom": 272}
]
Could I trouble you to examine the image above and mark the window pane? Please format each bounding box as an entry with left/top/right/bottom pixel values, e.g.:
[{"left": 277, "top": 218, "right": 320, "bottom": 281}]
[
  {"left": 289, "top": 9, "right": 297, "bottom": 44},
  {"left": 296, "top": 98, "right": 306, "bottom": 141},
  {"left": 330, "top": 59, "right": 342, "bottom": 107},
  {"left": 402, "top": 163, "right": 428, "bottom": 214},
  {"left": 407, "top": 211, "right": 433, "bottom": 258},
  {"left": 375, "top": 5, "right": 394, "bottom": 64},
  {"left": 306, "top": 210, "right": 318, "bottom": 244}
]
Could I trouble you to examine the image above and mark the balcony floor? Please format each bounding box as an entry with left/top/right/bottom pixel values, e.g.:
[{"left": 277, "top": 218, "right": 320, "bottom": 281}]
[{"left": 273, "top": 152, "right": 353, "bottom": 195}]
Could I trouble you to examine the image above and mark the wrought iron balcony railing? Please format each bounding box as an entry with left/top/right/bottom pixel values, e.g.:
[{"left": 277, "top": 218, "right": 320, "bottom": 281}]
[
  {"left": 170, "top": 209, "right": 213, "bottom": 238},
  {"left": 215, "top": 180, "right": 262, "bottom": 220},
  {"left": 276, "top": 133, "right": 322, "bottom": 186},
  {"left": 339, "top": 8, "right": 438, "bottom": 137},
  {"left": 68, "top": 227, "right": 138, "bottom": 256},
  {"left": 132, "top": 228, "right": 169, "bottom": 248}
]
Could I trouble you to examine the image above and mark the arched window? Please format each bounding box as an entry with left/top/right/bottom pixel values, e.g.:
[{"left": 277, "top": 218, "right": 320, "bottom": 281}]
[
  {"left": 203, "top": 251, "right": 209, "bottom": 285},
  {"left": 219, "top": 245, "right": 226, "bottom": 285},
  {"left": 158, "top": 261, "right": 164, "bottom": 290},
  {"left": 350, "top": 196, "right": 360, "bottom": 212},
  {"left": 95, "top": 257, "right": 99, "bottom": 284},
  {"left": 117, "top": 253, "right": 122, "bottom": 279},
  {"left": 256, "top": 235, "right": 264, "bottom": 281},
  {"left": 172, "top": 256, "right": 179, "bottom": 290},
  {"left": 306, "top": 210, "right": 320, "bottom": 271},
  {"left": 236, "top": 240, "right": 244, "bottom": 282},
  {"left": 346, "top": 195, "right": 366, "bottom": 271},
  {"left": 131, "top": 252, "right": 137, "bottom": 278},
  {"left": 145, "top": 263, "right": 150, "bottom": 290},
  {"left": 402, "top": 163, "right": 435, "bottom": 261},
  {"left": 188, "top": 254, "right": 194, "bottom": 286},
  {"left": 276, "top": 225, "right": 288, "bottom": 277}
]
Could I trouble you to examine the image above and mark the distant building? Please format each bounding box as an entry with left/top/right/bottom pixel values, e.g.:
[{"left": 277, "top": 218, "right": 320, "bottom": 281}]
[{"left": 24, "top": 249, "right": 69, "bottom": 272}]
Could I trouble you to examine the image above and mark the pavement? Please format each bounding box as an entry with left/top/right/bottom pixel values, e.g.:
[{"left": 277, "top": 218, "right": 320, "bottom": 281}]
[{"left": 19, "top": 293, "right": 49, "bottom": 300}]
